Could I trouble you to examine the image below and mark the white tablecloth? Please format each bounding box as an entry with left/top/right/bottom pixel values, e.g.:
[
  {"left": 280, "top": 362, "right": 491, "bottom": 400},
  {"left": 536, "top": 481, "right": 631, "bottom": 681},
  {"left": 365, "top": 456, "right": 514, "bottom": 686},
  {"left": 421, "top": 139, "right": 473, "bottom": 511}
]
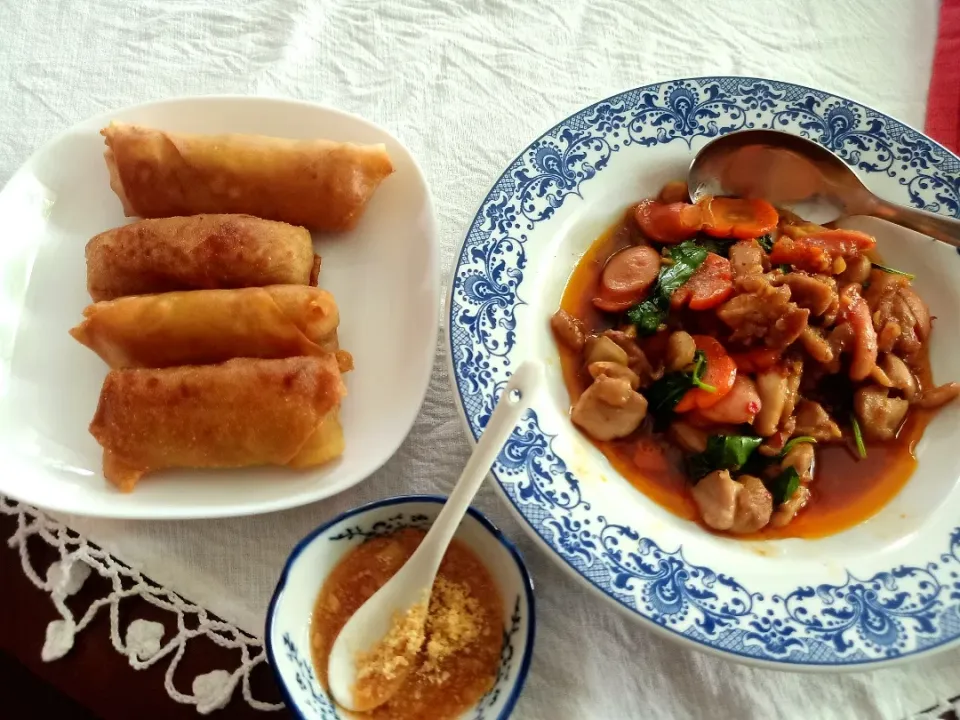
[{"left": 3, "top": 0, "right": 959, "bottom": 717}]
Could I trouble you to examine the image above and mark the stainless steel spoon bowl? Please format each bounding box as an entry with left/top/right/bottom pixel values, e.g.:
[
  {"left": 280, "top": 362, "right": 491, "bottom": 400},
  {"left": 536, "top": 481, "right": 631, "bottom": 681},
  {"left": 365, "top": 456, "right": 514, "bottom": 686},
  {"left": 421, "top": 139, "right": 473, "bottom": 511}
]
[{"left": 687, "top": 129, "right": 960, "bottom": 248}]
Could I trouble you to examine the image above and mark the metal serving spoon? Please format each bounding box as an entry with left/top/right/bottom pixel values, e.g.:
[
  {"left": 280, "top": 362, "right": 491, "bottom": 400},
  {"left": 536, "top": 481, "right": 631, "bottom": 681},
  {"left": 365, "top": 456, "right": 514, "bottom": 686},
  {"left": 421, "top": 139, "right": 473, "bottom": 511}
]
[
  {"left": 327, "top": 360, "right": 542, "bottom": 712},
  {"left": 687, "top": 128, "right": 960, "bottom": 247}
]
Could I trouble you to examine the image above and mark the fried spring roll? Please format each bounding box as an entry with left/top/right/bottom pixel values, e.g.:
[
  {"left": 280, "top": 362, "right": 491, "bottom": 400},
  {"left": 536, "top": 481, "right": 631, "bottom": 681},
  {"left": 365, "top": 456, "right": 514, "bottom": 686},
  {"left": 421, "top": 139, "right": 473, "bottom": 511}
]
[
  {"left": 69, "top": 285, "right": 355, "bottom": 370},
  {"left": 85, "top": 214, "right": 320, "bottom": 302},
  {"left": 101, "top": 123, "right": 394, "bottom": 231},
  {"left": 89, "top": 356, "right": 347, "bottom": 491}
]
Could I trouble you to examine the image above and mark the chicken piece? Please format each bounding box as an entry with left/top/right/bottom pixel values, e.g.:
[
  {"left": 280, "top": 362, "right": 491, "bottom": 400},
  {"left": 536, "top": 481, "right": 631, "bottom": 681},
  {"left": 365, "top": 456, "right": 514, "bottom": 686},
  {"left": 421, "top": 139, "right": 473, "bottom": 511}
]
[
  {"left": 754, "top": 368, "right": 788, "bottom": 437},
  {"left": 668, "top": 421, "right": 708, "bottom": 453},
  {"left": 798, "top": 326, "right": 833, "bottom": 364},
  {"left": 716, "top": 282, "right": 810, "bottom": 350},
  {"left": 729, "top": 240, "right": 765, "bottom": 286},
  {"left": 551, "top": 309, "right": 586, "bottom": 351},
  {"left": 691, "top": 469, "right": 740, "bottom": 531},
  {"left": 793, "top": 399, "right": 842, "bottom": 442},
  {"left": 864, "top": 268, "right": 909, "bottom": 307},
  {"left": 880, "top": 354, "right": 917, "bottom": 400},
  {"left": 770, "top": 485, "right": 812, "bottom": 528},
  {"left": 854, "top": 386, "right": 909, "bottom": 441},
  {"left": 602, "top": 329, "right": 660, "bottom": 384},
  {"left": 777, "top": 273, "right": 838, "bottom": 316},
  {"left": 665, "top": 330, "right": 696, "bottom": 372},
  {"left": 899, "top": 286, "right": 931, "bottom": 343},
  {"left": 838, "top": 255, "right": 872, "bottom": 285},
  {"left": 915, "top": 382, "right": 960, "bottom": 410},
  {"left": 571, "top": 376, "right": 648, "bottom": 441},
  {"left": 699, "top": 375, "right": 761, "bottom": 425},
  {"left": 877, "top": 320, "right": 902, "bottom": 354},
  {"left": 781, "top": 442, "right": 815, "bottom": 482},
  {"left": 781, "top": 360, "right": 802, "bottom": 422},
  {"left": 822, "top": 323, "right": 855, "bottom": 374},
  {"left": 584, "top": 335, "right": 628, "bottom": 366},
  {"left": 731, "top": 475, "right": 774, "bottom": 534},
  {"left": 838, "top": 284, "right": 878, "bottom": 381},
  {"left": 865, "top": 271, "right": 930, "bottom": 359},
  {"left": 869, "top": 364, "right": 894, "bottom": 388},
  {"left": 587, "top": 361, "right": 641, "bottom": 390}
]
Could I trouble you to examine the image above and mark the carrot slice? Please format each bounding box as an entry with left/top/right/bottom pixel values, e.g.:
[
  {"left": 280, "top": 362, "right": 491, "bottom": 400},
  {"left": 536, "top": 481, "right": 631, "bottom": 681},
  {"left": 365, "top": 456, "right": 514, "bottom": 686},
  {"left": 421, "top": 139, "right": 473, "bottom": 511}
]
[
  {"left": 769, "top": 229, "right": 876, "bottom": 274},
  {"left": 634, "top": 200, "right": 703, "bottom": 243},
  {"left": 699, "top": 197, "right": 779, "bottom": 239},
  {"left": 674, "top": 335, "right": 737, "bottom": 412},
  {"left": 671, "top": 253, "right": 733, "bottom": 311},
  {"left": 811, "top": 229, "right": 876, "bottom": 252},
  {"left": 592, "top": 245, "right": 661, "bottom": 312}
]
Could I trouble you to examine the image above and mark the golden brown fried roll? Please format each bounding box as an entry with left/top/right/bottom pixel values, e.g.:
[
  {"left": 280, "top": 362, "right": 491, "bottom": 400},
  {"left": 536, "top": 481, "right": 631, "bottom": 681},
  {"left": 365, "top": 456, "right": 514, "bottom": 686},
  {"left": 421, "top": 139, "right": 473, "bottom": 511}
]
[
  {"left": 101, "top": 122, "right": 394, "bottom": 231},
  {"left": 89, "top": 356, "right": 347, "bottom": 491},
  {"left": 85, "top": 214, "right": 320, "bottom": 302},
  {"left": 70, "top": 285, "right": 351, "bottom": 369}
]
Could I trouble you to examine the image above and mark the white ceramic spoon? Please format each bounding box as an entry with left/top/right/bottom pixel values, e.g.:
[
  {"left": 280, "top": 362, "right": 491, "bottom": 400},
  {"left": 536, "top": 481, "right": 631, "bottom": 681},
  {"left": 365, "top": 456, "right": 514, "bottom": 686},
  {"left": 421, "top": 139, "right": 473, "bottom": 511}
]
[{"left": 327, "top": 360, "right": 542, "bottom": 712}]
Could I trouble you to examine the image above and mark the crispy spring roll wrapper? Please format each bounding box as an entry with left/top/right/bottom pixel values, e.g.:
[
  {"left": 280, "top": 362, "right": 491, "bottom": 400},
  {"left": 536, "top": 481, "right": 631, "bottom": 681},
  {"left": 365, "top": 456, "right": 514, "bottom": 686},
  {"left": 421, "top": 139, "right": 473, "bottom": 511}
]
[
  {"left": 101, "top": 123, "right": 394, "bottom": 232},
  {"left": 85, "top": 214, "right": 320, "bottom": 302},
  {"left": 90, "top": 356, "right": 347, "bottom": 492},
  {"left": 70, "top": 285, "right": 356, "bottom": 370}
]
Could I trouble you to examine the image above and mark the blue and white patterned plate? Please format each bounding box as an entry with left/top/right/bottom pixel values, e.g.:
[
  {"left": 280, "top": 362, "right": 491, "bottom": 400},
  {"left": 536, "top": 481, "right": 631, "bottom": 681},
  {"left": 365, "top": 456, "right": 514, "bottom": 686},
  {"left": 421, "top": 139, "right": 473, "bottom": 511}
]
[{"left": 446, "top": 77, "right": 960, "bottom": 669}]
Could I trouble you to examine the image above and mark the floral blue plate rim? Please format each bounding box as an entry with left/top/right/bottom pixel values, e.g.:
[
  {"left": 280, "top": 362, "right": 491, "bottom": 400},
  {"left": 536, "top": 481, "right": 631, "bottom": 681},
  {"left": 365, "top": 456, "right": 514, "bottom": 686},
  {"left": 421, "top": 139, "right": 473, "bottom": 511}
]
[
  {"left": 445, "top": 75, "right": 960, "bottom": 670},
  {"left": 265, "top": 494, "right": 537, "bottom": 718}
]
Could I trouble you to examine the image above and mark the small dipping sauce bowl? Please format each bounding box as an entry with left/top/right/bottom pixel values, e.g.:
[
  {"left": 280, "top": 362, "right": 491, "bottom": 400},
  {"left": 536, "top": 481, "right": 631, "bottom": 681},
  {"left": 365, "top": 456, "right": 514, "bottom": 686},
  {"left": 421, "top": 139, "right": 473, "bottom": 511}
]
[{"left": 266, "top": 495, "right": 536, "bottom": 719}]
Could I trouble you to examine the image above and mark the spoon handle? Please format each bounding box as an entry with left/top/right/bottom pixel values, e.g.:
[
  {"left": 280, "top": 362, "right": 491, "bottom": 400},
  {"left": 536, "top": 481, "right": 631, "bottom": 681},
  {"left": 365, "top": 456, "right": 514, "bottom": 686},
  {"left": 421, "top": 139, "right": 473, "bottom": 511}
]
[
  {"left": 866, "top": 198, "right": 960, "bottom": 249},
  {"left": 423, "top": 360, "right": 542, "bottom": 562}
]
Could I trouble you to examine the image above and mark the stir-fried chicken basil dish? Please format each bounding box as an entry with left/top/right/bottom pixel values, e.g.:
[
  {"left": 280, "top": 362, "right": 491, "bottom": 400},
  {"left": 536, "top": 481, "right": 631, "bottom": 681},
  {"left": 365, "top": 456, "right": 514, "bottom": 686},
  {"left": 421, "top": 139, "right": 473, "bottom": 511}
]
[{"left": 552, "top": 181, "right": 959, "bottom": 538}]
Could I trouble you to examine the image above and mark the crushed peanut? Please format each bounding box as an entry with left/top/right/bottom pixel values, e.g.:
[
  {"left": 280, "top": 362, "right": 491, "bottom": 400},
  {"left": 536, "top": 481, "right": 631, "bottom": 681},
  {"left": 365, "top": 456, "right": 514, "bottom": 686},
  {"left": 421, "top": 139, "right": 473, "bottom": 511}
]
[{"left": 421, "top": 577, "right": 484, "bottom": 682}]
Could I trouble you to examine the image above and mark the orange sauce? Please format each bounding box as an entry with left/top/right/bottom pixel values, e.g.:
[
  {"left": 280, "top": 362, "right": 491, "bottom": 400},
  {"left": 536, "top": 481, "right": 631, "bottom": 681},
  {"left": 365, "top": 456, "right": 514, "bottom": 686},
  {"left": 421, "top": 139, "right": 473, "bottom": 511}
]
[
  {"left": 558, "top": 215, "right": 934, "bottom": 539},
  {"left": 310, "top": 529, "right": 503, "bottom": 719}
]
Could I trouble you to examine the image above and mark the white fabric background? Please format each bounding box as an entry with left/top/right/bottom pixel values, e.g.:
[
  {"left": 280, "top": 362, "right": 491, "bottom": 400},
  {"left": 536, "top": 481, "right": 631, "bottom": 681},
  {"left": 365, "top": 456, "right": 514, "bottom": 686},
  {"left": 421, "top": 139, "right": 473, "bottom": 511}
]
[{"left": 2, "top": 0, "right": 958, "bottom": 717}]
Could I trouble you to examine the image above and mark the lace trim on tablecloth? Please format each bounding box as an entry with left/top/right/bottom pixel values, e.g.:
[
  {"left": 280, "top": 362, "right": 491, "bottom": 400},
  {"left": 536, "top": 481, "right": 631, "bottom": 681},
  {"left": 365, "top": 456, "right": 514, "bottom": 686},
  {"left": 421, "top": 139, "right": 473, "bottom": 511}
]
[{"left": 1, "top": 497, "right": 283, "bottom": 714}]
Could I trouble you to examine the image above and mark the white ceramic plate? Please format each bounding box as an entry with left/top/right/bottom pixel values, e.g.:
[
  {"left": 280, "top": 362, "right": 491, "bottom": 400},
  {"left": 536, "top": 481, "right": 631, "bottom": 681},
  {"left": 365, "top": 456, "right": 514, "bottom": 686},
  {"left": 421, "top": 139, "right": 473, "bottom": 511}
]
[
  {"left": 0, "top": 96, "right": 438, "bottom": 519},
  {"left": 447, "top": 77, "right": 960, "bottom": 669}
]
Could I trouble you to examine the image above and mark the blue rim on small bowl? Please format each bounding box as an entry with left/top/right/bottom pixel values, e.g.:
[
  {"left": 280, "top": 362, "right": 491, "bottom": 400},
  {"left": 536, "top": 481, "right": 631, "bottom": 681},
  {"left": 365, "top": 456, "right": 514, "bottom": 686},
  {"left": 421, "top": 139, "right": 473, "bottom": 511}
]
[{"left": 265, "top": 495, "right": 536, "bottom": 719}]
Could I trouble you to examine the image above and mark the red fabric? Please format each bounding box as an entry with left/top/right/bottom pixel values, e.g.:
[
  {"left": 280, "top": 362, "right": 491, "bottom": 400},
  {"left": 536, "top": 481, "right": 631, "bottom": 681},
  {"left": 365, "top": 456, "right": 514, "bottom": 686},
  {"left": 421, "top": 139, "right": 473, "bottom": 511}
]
[{"left": 926, "top": 0, "right": 960, "bottom": 152}]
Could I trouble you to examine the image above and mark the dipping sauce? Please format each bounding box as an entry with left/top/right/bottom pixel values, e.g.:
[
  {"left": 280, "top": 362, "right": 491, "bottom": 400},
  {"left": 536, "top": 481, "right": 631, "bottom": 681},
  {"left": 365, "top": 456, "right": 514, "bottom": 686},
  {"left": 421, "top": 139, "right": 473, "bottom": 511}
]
[{"left": 310, "top": 529, "right": 503, "bottom": 719}]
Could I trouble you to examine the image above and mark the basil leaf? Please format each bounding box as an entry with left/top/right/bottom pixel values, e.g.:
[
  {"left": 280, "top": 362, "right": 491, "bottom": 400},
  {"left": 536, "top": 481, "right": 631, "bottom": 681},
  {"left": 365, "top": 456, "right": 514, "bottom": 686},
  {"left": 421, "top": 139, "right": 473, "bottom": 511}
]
[
  {"left": 627, "top": 240, "right": 707, "bottom": 336},
  {"left": 690, "top": 349, "right": 716, "bottom": 392},
  {"left": 778, "top": 263, "right": 791, "bottom": 273},
  {"left": 686, "top": 452, "right": 714, "bottom": 482},
  {"left": 688, "top": 434, "right": 763, "bottom": 480},
  {"left": 768, "top": 466, "right": 801, "bottom": 506},
  {"left": 781, "top": 436, "right": 816, "bottom": 456},
  {"left": 659, "top": 241, "right": 708, "bottom": 296},
  {"left": 871, "top": 262, "right": 915, "bottom": 281},
  {"left": 625, "top": 295, "right": 668, "bottom": 335},
  {"left": 757, "top": 234, "right": 775, "bottom": 253},
  {"left": 645, "top": 371, "right": 693, "bottom": 422},
  {"left": 713, "top": 435, "right": 764, "bottom": 469},
  {"left": 851, "top": 414, "right": 867, "bottom": 459}
]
